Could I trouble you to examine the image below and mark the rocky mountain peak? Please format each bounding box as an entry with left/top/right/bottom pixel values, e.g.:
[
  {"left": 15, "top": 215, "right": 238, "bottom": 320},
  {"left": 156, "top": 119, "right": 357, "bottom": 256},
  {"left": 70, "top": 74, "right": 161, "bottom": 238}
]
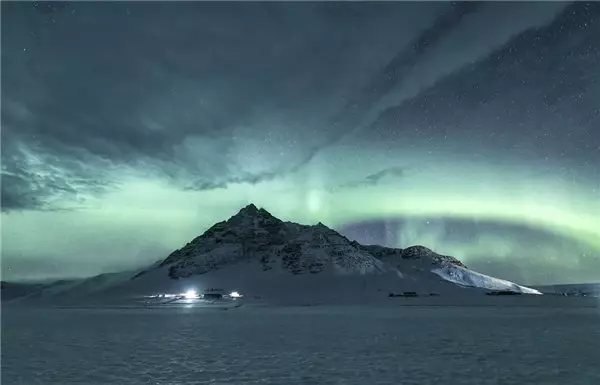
[
  {"left": 357, "top": 244, "right": 467, "bottom": 269},
  {"left": 230, "top": 204, "right": 277, "bottom": 223},
  {"left": 237, "top": 203, "right": 259, "bottom": 215},
  {"left": 401, "top": 245, "right": 434, "bottom": 259},
  {"left": 156, "top": 205, "right": 385, "bottom": 279},
  {"left": 401, "top": 245, "right": 466, "bottom": 268}
]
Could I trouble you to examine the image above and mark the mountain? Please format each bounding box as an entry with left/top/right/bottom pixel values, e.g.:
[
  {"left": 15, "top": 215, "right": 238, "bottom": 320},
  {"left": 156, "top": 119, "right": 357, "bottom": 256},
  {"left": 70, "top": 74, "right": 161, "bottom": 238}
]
[
  {"left": 356, "top": 243, "right": 467, "bottom": 269},
  {"left": 127, "top": 204, "right": 540, "bottom": 298},
  {"left": 357, "top": 243, "right": 540, "bottom": 295},
  {"left": 1, "top": 281, "right": 47, "bottom": 301},
  {"left": 2, "top": 204, "right": 542, "bottom": 304},
  {"left": 151, "top": 204, "right": 386, "bottom": 279}
]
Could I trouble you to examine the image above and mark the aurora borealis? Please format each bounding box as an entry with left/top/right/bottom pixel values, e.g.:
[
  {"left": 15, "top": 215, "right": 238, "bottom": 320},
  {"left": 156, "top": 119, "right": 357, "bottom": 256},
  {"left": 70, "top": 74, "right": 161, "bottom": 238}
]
[{"left": 1, "top": 2, "right": 599, "bottom": 284}]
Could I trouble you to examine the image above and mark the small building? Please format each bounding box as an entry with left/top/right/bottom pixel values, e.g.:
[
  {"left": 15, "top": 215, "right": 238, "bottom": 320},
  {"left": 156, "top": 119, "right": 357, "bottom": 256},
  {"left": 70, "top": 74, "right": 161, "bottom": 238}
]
[
  {"left": 202, "top": 288, "right": 225, "bottom": 300},
  {"left": 486, "top": 290, "right": 521, "bottom": 296},
  {"left": 202, "top": 292, "right": 224, "bottom": 300}
]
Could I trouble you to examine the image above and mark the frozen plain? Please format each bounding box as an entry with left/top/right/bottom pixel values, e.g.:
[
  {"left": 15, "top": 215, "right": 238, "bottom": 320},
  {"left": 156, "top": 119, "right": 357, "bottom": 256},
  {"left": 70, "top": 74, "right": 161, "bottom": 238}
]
[{"left": 2, "top": 300, "right": 600, "bottom": 385}]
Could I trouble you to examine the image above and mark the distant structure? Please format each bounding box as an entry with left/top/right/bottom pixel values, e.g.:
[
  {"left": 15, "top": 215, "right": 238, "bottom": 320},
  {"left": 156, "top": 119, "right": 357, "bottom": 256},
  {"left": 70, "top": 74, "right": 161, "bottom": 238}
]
[{"left": 203, "top": 288, "right": 225, "bottom": 300}]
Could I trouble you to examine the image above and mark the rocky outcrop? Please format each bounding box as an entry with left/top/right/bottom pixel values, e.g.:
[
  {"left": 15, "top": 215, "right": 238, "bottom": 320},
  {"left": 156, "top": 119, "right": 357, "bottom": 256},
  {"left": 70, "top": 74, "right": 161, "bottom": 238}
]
[{"left": 356, "top": 244, "right": 467, "bottom": 269}]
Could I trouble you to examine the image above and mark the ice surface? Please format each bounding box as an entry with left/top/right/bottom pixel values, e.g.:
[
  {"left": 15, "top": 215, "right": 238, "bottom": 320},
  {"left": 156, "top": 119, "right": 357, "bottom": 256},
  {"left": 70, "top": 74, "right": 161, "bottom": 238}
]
[{"left": 3, "top": 302, "right": 599, "bottom": 385}]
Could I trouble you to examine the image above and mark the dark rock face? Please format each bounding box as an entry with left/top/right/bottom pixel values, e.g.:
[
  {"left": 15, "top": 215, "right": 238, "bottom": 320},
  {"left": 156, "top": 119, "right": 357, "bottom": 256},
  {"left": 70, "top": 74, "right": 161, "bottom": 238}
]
[
  {"left": 401, "top": 245, "right": 433, "bottom": 259},
  {"left": 355, "top": 242, "right": 403, "bottom": 260},
  {"left": 155, "top": 204, "right": 385, "bottom": 279},
  {"left": 357, "top": 244, "right": 467, "bottom": 269}
]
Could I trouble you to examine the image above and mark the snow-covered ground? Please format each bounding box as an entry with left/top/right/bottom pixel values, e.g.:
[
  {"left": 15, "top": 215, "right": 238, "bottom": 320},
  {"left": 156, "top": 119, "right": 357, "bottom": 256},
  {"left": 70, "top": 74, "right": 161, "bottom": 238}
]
[{"left": 2, "top": 303, "right": 599, "bottom": 384}]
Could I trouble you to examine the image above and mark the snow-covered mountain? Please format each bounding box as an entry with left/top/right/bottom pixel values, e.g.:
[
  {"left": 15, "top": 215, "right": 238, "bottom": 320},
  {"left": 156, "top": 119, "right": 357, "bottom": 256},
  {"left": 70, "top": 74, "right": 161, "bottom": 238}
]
[
  {"left": 357, "top": 243, "right": 540, "bottom": 295},
  {"left": 431, "top": 264, "right": 542, "bottom": 295},
  {"left": 3, "top": 204, "right": 542, "bottom": 304},
  {"left": 129, "top": 204, "right": 540, "bottom": 298}
]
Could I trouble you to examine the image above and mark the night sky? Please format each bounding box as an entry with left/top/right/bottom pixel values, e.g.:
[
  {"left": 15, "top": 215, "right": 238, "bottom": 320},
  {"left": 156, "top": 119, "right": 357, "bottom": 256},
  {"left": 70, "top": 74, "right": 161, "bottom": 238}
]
[{"left": 2, "top": 2, "right": 599, "bottom": 284}]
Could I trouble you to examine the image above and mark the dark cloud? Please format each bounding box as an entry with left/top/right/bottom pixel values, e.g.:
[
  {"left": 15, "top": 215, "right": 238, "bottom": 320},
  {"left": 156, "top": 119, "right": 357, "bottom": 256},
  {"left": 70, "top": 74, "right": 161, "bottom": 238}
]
[
  {"left": 362, "top": 3, "right": 600, "bottom": 171},
  {"left": 334, "top": 2, "right": 481, "bottom": 125},
  {"left": 336, "top": 166, "right": 406, "bottom": 190},
  {"left": 0, "top": 137, "right": 114, "bottom": 211},
  {"left": 2, "top": 2, "right": 573, "bottom": 210},
  {"left": 182, "top": 170, "right": 280, "bottom": 192},
  {"left": 363, "top": 167, "right": 406, "bottom": 184},
  {"left": 2, "top": 2, "right": 448, "bottom": 208},
  {"left": 299, "top": 2, "right": 570, "bottom": 161}
]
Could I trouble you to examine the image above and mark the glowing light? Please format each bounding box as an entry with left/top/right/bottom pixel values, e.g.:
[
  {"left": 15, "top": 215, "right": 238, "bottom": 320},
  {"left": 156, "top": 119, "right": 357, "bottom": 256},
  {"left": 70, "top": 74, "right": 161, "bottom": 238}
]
[
  {"left": 307, "top": 190, "right": 322, "bottom": 213},
  {"left": 229, "top": 291, "right": 242, "bottom": 298},
  {"left": 183, "top": 289, "right": 198, "bottom": 299}
]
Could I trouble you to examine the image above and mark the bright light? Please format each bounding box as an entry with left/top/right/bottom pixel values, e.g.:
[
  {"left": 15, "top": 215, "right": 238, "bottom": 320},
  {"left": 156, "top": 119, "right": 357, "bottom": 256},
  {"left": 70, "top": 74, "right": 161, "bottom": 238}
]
[
  {"left": 183, "top": 289, "right": 198, "bottom": 299},
  {"left": 230, "top": 291, "right": 242, "bottom": 298}
]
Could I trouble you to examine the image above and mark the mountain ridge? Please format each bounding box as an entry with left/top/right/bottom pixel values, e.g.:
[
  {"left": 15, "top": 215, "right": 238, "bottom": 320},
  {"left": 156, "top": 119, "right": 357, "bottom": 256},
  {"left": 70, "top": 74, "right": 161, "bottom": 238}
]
[
  {"left": 153, "top": 204, "right": 388, "bottom": 279},
  {"left": 136, "top": 204, "right": 541, "bottom": 296}
]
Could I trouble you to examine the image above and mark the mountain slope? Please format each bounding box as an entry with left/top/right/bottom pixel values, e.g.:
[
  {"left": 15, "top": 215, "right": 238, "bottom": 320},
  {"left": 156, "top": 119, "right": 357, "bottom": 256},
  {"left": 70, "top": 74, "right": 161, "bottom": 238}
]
[
  {"left": 432, "top": 264, "right": 542, "bottom": 294},
  {"left": 1, "top": 281, "right": 47, "bottom": 302},
  {"left": 360, "top": 243, "right": 540, "bottom": 294}
]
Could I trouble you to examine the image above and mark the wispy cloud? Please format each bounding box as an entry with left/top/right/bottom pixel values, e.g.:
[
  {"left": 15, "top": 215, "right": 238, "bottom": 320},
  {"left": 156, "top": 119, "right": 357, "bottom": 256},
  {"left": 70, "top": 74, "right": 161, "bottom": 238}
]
[
  {"left": 297, "top": 2, "right": 569, "bottom": 165},
  {"left": 335, "top": 166, "right": 406, "bottom": 190}
]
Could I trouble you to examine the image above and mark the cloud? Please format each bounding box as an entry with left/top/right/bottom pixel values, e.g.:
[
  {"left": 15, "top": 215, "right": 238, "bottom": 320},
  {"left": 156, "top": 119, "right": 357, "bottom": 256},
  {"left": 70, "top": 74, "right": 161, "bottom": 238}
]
[
  {"left": 0, "top": 2, "right": 588, "bottom": 212},
  {"left": 336, "top": 166, "right": 406, "bottom": 190},
  {"left": 300, "top": 2, "right": 569, "bottom": 159},
  {"left": 5, "top": 2, "right": 564, "bottom": 209},
  {"left": 0, "top": 139, "right": 115, "bottom": 211},
  {"left": 2, "top": 2, "right": 448, "bottom": 209},
  {"left": 181, "top": 170, "right": 280, "bottom": 191},
  {"left": 332, "top": 2, "right": 482, "bottom": 126},
  {"left": 363, "top": 167, "right": 406, "bottom": 184}
]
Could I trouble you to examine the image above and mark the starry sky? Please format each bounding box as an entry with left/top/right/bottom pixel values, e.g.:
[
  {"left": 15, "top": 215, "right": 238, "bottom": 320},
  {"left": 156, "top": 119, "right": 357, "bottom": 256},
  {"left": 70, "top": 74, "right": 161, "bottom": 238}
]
[{"left": 2, "top": 2, "right": 599, "bottom": 284}]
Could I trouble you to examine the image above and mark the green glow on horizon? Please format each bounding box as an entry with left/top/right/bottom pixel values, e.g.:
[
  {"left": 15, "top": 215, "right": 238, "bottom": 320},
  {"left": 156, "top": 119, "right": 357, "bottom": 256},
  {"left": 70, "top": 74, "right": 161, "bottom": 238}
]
[{"left": 2, "top": 148, "right": 598, "bottom": 283}]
